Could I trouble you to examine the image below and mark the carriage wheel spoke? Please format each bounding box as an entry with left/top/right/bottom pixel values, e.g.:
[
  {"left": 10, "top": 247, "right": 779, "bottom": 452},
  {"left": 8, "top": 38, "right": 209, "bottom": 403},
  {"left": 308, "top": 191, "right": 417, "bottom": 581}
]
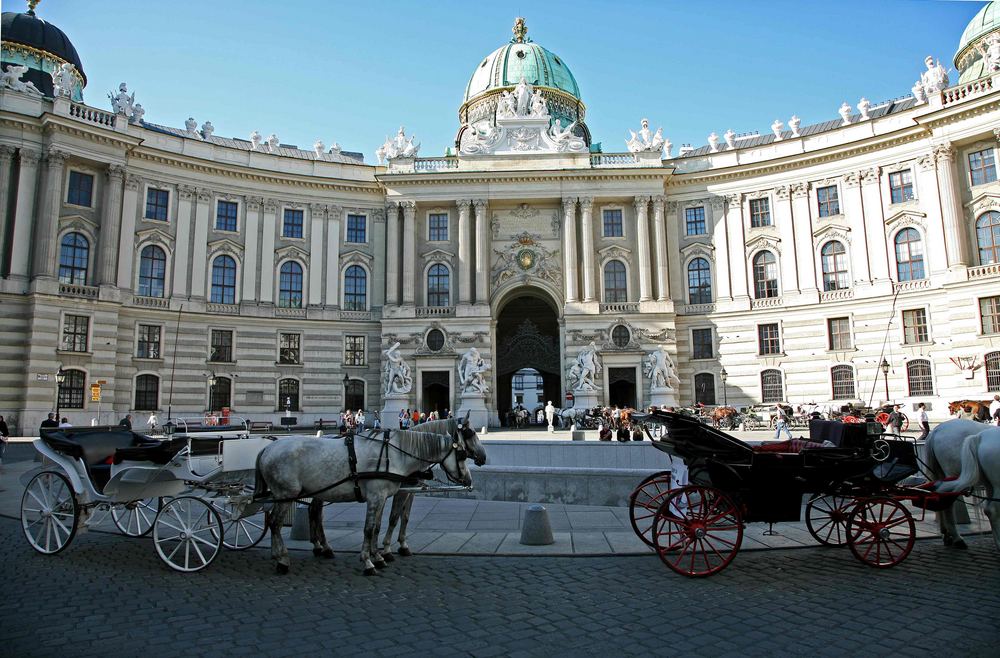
[{"left": 189, "top": 537, "right": 208, "bottom": 566}]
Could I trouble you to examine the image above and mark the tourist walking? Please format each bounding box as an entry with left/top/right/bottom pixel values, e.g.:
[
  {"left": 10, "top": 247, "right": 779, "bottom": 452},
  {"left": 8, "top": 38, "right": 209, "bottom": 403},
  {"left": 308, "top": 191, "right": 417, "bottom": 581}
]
[
  {"left": 773, "top": 407, "right": 792, "bottom": 440},
  {"left": 0, "top": 415, "right": 9, "bottom": 465},
  {"left": 119, "top": 414, "right": 133, "bottom": 429},
  {"left": 40, "top": 413, "right": 58, "bottom": 431},
  {"left": 887, "top": 405, "right": 904, "bottom": 435},
  {"left": 917, "top": 402, "right": 930, "bottom": 440},
  {"left": 355, "top": 409, "right": 366, "bottom": 431},
  {"left": 372, "top": 410, "right": 381, "bottom": 429}
]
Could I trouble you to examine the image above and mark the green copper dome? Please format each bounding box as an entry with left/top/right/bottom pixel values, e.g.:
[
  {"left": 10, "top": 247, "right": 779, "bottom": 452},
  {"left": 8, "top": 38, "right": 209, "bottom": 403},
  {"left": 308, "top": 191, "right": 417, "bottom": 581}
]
[
  {"left": 463, "top": 18, "right": 581, "bottom": 103},
  {"left": 955, "top": 1, "right": 1000, "bottom": 84}
]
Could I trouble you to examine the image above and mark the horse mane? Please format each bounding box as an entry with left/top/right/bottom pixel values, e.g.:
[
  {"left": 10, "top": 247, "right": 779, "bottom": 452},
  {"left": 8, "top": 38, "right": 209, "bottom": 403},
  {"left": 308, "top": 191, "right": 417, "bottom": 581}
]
[
  {"left": 391, "top": 428, "right": 451, "bottom": 463},
  {"left": 412, "top": 417, "right": 458, "bottom": 437}
]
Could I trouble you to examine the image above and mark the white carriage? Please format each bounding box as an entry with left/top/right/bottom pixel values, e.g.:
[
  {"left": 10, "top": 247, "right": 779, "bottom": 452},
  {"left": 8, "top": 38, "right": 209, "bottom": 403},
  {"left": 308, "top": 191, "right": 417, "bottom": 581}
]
[{"left": 19, "top": 420, "right": 272, "bottom": 572}]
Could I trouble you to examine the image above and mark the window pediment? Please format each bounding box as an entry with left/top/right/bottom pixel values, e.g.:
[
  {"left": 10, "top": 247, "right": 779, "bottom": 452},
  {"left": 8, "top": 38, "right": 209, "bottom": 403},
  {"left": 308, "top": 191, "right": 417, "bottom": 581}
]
[
  {"left": 680, "top": 242, "right": 715, "bottom": 263},
  {"left": 883, "top": 209, "right": 927, "bottom": 234},
  {"left": 745, "top": 234, "right": 781, "bottom": 255},
  {"left": 135, "top": 227, "right": 174, "bottom": 249},
  {"left": 598, "top": 244, "right": 631, "bottom": 266},
  {"left": 275, "top": 244, "right": 308, "bottom": 262},
  {"left": 59, "top": 214, "right": 99, "bottom": 234},
  {"left": 341, "top": 249, "right": 372, "bottom": 266},
  {"left": 965, "top": 191, "right": 1000, "bottom": 215},
  {"left": 812, "top": 222, "right": 853, "bottom": 244},
  {"left": 422, "top": 248, "right": 454, "bottom": 264},
  {"left": 207, "top": 238, "right": 244, "bottom": 256}
]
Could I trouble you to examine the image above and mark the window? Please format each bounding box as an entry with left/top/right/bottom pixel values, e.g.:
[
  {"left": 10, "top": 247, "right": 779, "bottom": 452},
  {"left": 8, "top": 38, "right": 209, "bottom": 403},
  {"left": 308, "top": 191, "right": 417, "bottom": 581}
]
[
  {"left": 894, "top": 229, "right": 925, "bottom": 282},
  {"left": 977, "top": 211, "right": 1000, "bottom": 265},
  {"left": 761, "top": 370, "right": 784, "bottom": 403},
  {"left": 685, "top": 207, "right": 706, "bottom": 235},
  {"left": 888, "top": 170, "right": 914, "bottom": 204},
  {"left": 345, "top": 335, "right": 366, "bottom": 366},
  {"left": 817, "top": 185, "right": 840, "bottom": 217},
  {"left": 981, "top": 296, "right": 1000, "bottom": 334},
  {"left": 279, "top": 332, "right": 300, "bottom": 364},
  {"left": 278, "top": 379, "right": 300, "bottom": 412},
  {"left": 66, "top": 171, "right": 94, "bottom": 207},
  {"left": 428, "top": 213, "right": 448, "bottom": 241},
  {"left": 969, "top": 148, "right": 997, "bottom": 187},
  {"left": 427, "top": 264, "right": 450, "bottom": 306},
  {"left": 210, "top": 329, "right": 234, "bottom": 363},
  {"left": 210, "top": 255, "right": 237, "bottom": 304},
  {"left": 282, "top": 208, "right": 304, "bottom": 238},
  {"left": 602, "top": 209, "right": 623, "bottom": 237},
  {"left": 138, "top": 245, "right": 167, "bottom": 298},
  {"left": 831, "top": 365, "right": 856, "bottom": 400},
  {"left": 828, "top": 317, "right": 852, "bottom": 351},
  {"left": 134, "top": 374, "right": 159, "bottom": 411},
  {"left": 821, "top": 241, "right": 849, "bottom": 291},
  {"left": 902, "top": 308, "right": 928, "bottom": 345},
  {"left": 426, "top": 329, "right": 445, "bottom": 352},
  {"left": 986, "top": 351, "right": 1000, "bottom": 392},
  {"left": 692, "top": 328, "right": 713, "bottom": 359},
  {"left": 57, "top": 369, "right": 85, "bottom": 409},
  {"left": 752, "top": 251, "right": 778, "bottom": 298},
  {"left": 906, "top": 360, "right": 934, "bottom": 396},
  {"left": 344, "top": 265, "right": 367, "bottom": 310},
  {"left": 603, "top": 260, "right": 627, "bottom": 302},
  {"left": 757, "top": 323, "right": 781, "bottom": 355},
  {"left": 58, "top": 232, "right": 89, "bottom": 285},
  {"left": 345, "top": 379, "right": 365, "bottom": 411},
  {"left": 209, "top": 376, "right": 232, "bottom": 411},
  {"left": 278, "top": 261, "right": 303, "bottom": 308},
  {"left": 216, "top": 200, "right": 238, "bottom": 232},
  {"left": 611, "top": 325, "right": 631, "bottom": 348},
  {"left": 137, "top": 324, "right": 161, "bottom": 359},
  {"left": 346, "top": 214, "right": 366, "bottom": 243},
  {"left": 61, "top": 314, "right": 88, "bottom": 352},
  {"left": 750, "top": 198, "right": 771, "bottom": 228},
  {"left": 687, "top": 258, "right": 712, "bottom": 304},
  {"left": 694, "top": 373, "right": 716, "bottom": 406},
  {"left": 145, "top": 188, "right": 169, "bottom": 221}
]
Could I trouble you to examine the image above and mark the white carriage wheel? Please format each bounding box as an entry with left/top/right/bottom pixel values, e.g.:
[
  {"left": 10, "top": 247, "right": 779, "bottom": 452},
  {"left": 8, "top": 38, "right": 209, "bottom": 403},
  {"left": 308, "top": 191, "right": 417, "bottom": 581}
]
[
  {"left": 153, "top": 496, "right": 223, "bottom": 572},
  {"left": 21, "top": 471, "right": 79, "bottom": 555},
  {"left": 210, "top": 497, "right": 268, "bottom": 550},
  {"left": 111, "top": 497, "right": 162, "bottom": 537}
]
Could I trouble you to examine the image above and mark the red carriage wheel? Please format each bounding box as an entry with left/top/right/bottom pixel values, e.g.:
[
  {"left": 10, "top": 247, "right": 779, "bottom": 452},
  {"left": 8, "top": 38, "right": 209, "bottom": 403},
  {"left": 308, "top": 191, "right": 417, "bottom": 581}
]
[
  {"left": 628, "top": 471, "right": 674, "bottom": 547},
  {"left": 652, "top": 485, "right": 743, "bottom": 577},
  {"left": 875, "top": 412, "right": 889, "bottom": 425},
  {"left": 846, "top": 497, "right": 915, "bottom": 568},
  {"left": 805, "top": 494, "right": 855, "bottom": 546}
]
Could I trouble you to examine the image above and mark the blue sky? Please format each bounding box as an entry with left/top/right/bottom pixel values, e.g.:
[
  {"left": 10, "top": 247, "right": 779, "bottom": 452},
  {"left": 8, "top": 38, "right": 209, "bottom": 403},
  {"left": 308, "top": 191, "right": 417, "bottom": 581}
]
[{"left": 24, "top": 0, "right": 987, "bottom": 159}]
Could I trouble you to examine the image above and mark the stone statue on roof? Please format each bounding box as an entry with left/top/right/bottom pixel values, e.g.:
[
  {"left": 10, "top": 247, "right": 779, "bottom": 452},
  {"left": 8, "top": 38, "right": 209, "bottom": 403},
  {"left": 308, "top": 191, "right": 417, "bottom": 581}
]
[
  {"left": 50, "top": 63, "right": 76, "bottom": 98},
  {"left": 979, "top": 33, "right": 1000, "bottom": 74},
  {"left": 514, "top": 78, "right": 532, "bottom": 117},
  {"left": 920, "top": 56, "right": 949, "bottom": 94},
  {"left": 109, "top": 83, "right": 134, "bottom": 116},
  {"left": 1, "top": 65, "right": 41, "bottom": 96},
  {"left": 626, "top": 118, "right": 665, "bottom": 153}
]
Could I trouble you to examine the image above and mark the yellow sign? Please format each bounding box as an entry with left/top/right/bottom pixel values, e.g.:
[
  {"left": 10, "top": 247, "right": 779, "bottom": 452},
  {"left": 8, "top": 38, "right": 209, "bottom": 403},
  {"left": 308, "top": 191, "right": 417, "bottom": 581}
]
[{"left": 90, "top": 383, "right": 102, "bottom": 402}]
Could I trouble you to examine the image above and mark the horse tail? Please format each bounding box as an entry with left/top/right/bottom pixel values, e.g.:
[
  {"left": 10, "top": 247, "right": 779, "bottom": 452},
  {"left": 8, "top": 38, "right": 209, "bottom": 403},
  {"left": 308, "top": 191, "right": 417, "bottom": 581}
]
[
  {"left": 253, "top": 446, "right": 271, "bottom": 501},
  {"left": 936, "top": 433, "right": 982, "bottom": 493}
]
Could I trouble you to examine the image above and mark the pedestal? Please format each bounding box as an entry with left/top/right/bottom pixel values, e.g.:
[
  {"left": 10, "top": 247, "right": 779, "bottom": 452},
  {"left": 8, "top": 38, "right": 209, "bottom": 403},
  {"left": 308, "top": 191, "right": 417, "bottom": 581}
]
[
  {"left": 570, "top": 389, "right": 601, "bottom": 410},
  {"left": 648, "top": 386, "right": 679, "bottom": 409},
  {"left": 381, "top": 393, "right": 411, "bottom": 429},
  {"left": 457, "top": 393, "right": 490, "bottom": 430}
]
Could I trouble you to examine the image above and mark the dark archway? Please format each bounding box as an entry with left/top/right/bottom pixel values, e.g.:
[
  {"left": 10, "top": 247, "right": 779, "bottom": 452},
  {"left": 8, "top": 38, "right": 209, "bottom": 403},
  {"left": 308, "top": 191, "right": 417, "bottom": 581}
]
[
  {"left": 608, "top": 367, "right": 636, "bottom": 408},
  {"left": 495, "top": 293, "right": 561, "bottom": 426},
  {"left": 421, "top": 370, "right": 450, "bottom": 416}
]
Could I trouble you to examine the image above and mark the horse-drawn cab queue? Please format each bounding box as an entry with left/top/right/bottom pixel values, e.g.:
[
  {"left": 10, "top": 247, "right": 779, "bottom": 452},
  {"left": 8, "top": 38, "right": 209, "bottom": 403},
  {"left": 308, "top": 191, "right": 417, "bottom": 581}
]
[{"left": 19, "top": 413, "right": 486, "bottom": 576}]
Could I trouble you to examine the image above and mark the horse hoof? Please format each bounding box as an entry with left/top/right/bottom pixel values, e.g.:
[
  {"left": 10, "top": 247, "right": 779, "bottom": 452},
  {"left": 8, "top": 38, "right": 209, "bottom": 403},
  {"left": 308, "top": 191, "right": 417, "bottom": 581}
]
[
  {"left": 943, "top": 535, "right": 954, "bottom": 546},
  {"left": 382, "top": 552, "right": 396, "bottom": 563},
  {"left": 374, "top": 560, "right": 388, "bottom": 570},
  {"left": 398, "top": 547, "right": 412, "bottom": 557},
  {"left": 312, "top": 547, "right": 323, "bottom": 557},
  {"left": 954, "top": 539, "right": 968, "bottom": 550},
  {"left": 322, "top": 548, "right": 335, "bottom": 559},
  {"left": 363, "top": 567, "right": 376, "bottom": 577},
  {"left": 276, "top": 563, "right": 289, "bottom": 575}
]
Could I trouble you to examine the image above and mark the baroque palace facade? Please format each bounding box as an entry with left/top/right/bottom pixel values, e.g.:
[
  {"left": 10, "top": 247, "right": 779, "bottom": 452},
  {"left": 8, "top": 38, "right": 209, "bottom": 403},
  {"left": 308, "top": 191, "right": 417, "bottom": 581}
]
[{"left": 2, "top": 6, "right": 1000, "bottom": 431}]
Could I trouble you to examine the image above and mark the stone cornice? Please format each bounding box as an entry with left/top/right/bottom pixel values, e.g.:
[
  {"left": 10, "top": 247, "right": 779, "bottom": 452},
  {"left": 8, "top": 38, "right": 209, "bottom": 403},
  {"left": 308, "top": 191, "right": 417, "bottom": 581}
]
[{"left": 378, "top": 167, "right": 671, "bottom": 187}]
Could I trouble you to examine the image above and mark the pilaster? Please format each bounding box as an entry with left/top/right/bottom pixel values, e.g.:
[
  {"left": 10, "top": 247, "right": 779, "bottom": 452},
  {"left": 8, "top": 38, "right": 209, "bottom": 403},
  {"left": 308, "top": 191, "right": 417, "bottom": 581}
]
[
  {"left": 384, "top": 202, "right": 399, "bottom": 306},
  {"left": 326, "top": 204, "right": 342, "bottom": 307},
  {"left": 402, "top": 200, "right": 416, "bottom": 306},
  {"left": 260, "top": 198, "right": 277, "bottom": 303},
  {"left": 933, "top": 143, "right": 969, "bottom": 271},
  {"left": 860, "top": 166, "right": 891, "bottom": 283},
  {"left": 0, "top": 145, "right": 15, "bottom": 273},
  {"left": 189, "top": 188, "right": 211, "bottom": 299},
  {"left": 308, "top": 203, "right": 325, "bottom": 306},
  {"left": 840, "top": 173, "right": 871, "bottom": 284},
  {"left": 97, "top": 164, "right": 126, "bottom": 286},
  {"left": 789, "top": 183, "right": 817, "bottom": 295},
  {"left": 473, "top": 199, "right": 489, "bottom": 305},
  {"left": 242, "top": 196, "right": 262, "bottom": 302},
  {"left": 634, "top": 195, "right": 652, "bottom": 301},
  {"left": 580, "top": 197, "right": 595, "bottom": 302},
  {"left": 711, "top": 195, "right": 733, "bottom": 301},
  {"left": 31, "top": 148, "right": 68, "bottom": 280},
  {"left": 652, "top": 195, "right": 671, "bottom": 302},
  {"left": 172, "top": 185, "right": 195, "bottom": 298},
  {"left": 457, "top": 199, "right": 472, "bottom": 304},
  {"left": 562, "top": 196, "right": 578, "bottom": 303},
  {"left": 9, "top": 148, "right": 40, "bottom": 278},
  {"left": 915, "top": 153, "right": 948, "bottom": 277}
]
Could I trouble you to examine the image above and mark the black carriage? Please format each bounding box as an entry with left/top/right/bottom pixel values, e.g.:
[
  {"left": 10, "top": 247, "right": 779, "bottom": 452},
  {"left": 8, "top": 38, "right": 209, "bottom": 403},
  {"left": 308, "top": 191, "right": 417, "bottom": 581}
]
[{"left": 629, "top": 411, "right": 962, "bottom": 577}]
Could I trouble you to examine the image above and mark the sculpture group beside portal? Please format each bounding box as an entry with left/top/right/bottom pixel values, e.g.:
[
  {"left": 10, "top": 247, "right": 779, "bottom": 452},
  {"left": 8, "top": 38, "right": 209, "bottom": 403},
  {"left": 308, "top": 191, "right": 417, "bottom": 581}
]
[
  {"left": 381, "top": 342, "right": 413, "bottom": 396},
  {"left": 645, "top": 346, "right": 680, "bottom": 408},
  {"left": 458, "top": 347, "right": 490, "bottom": 395}
]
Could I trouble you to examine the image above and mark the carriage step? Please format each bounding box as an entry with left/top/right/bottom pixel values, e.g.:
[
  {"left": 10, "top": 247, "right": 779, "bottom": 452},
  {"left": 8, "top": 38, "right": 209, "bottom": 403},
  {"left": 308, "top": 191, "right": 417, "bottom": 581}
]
[{"left": 520, "top": 504, "right": 555, "bottom": 546}]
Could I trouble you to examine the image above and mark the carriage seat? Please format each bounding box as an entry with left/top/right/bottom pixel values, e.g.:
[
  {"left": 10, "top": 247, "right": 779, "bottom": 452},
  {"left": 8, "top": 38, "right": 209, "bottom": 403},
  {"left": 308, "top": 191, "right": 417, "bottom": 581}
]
[
  {"left": 113, "top": 437, "right": 186, "bottom": 465},
  {"left": 754, "top": 439, "right": 827, "bottom": 454},
  {"left": 41, "top": 427, "right": 157, "bottom": 492}
]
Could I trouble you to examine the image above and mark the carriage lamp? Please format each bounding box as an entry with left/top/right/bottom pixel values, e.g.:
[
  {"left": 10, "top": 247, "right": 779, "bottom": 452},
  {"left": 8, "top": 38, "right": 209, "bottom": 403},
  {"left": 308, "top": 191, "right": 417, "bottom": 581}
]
[
  {"left": 719, "top": 368, "right": 728, "bottom": 407},
  {"left": 879, "top": 358, "right": 890, "bottom": 403},
  {"left": 55, "top": 369, "right": 66, "bottom": 422}
]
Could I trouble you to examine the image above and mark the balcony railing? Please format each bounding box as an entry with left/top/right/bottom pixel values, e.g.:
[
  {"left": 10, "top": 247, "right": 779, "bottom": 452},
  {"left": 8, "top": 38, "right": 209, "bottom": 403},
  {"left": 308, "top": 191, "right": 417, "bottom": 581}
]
[
  {"left": 69, "top": 103, "right": 115, "bottom": 128},
  {"left": 340, "top": 309, "right": 372, "bottom": 321},
  {"left": 750, "top": 296, "right": 783, "bottom": 310},
  {"left": 416, "top": 305, "right": 456, "bottom": 318},
  {"left": 59, "top": 283, "right": 99, "bottom": 299},
  {"left": 679, "top": 303, "right": 716, "bottom": 315},
  {"left": 413, "top": 157, "right": 459, "bottom": 172},
  {"left": 207, "top": 303, "right": 239, "bottom": 315},
  {"left": 941, "top": 78, "right": 994, "bottom": 107},
  {"left": 892, "top": 279, "right": 931, "bottom": 293},
  {"left": 133, "top": 295, "right": 169, "bottom": 308},
  {"left": 968, "top": 263, "right": 1000, "bottom": 280},
  {"left": 819, "top": 288, "right": 854, "bottom": 302},
  {"left": 590, "top": 153, "right": 639, "bottom": 167},
  {"left": 274, "top": 306, "right": 306, "bottom": 318},
  {"left": 599, "top": 302, "right": 640, "bottom": 314}
]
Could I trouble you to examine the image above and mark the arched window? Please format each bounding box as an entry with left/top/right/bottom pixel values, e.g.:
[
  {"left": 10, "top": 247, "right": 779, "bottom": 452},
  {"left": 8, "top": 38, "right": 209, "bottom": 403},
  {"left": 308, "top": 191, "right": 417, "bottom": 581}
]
[
  {"left": 210, "top": 255, "right": 237, "bottom": 304},
  {"left": 209, "top": 376, "right": 232, "bottom": 411},
  {"left": 57, "top": 369, "right": 86, "bottom": 409},
  {"left": 604, "top": 260, "right": 627, "bottom": 303},
  {"left": 906, "top": 359, "right": 934, "bottom": 396},
  {"left": 278, "top": 378, "right": 300, "bottom": 411},
  {"left": 976, "top": 211, "right": 1000, "bottom": 265},
  {"left": 986, "top": 351, "right": 1000, "bottom": 392},
  {"left": 427, "top": 264, "right": 450, "bottom": 307},
  {"left": 761, "top": 369, "right": 784, "bottom": 403},
  {"left": 134, "top": 374, "right": 159, "bottom": 411},
  {"left": 278, "top": 261, "right": 303, "bottom": 308},
  {"left": 345, "top": 379, "right": 365, "bottom": 411},
  {"left": 752, "top": 251, "right": 778, "bottom": 298},
  {"left": 894, "top": 228, "right": 925, "bottom": 282},
  {"left": 694, "top": 373, "right": 716, "bottom": 406},
  {"left": 138, "top": 245, "right": 167, "bottom": 298},
  {"left": 821, "top": 241, "right": 849, "bottom": 291},
  {"left": 58, "top": 232, "right": 89, "bottom": 285},
  {"left": 687, "top": 258, "right": 712, "bottom": 305},
  {"left": 344, "top": 265, "right": 367, "bottom": 310},
  {"left": 831, "top": 365, "right": 856, "bottom": 400}
]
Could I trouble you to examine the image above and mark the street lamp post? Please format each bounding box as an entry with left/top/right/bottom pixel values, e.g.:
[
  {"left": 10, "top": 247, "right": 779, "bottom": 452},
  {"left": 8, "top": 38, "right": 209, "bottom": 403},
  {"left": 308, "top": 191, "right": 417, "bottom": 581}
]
[
  {"left": 880, "top": 358, "right": 890, "bottom": 403},
  {"left": 720, "top": 367, "right": 728, "bottom": 407},
  {"left": 342, "top": 373, "right": 350, "bottom": 414},
  {"left": 207, "top": 374, "right": 217, "bottom": 414},
  {"left": 54, "top": 369, "right": 66, "bottom": 423}
]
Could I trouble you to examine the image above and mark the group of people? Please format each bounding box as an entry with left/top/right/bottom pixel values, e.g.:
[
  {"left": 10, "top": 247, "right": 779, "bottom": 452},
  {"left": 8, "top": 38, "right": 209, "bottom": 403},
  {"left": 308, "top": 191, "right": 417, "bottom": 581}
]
[
  {"left": 340, "top": 409, "right": 381, "bottom": 431},
  {"left": 397, "top": 408, "right": 451, "bottom": 429}
]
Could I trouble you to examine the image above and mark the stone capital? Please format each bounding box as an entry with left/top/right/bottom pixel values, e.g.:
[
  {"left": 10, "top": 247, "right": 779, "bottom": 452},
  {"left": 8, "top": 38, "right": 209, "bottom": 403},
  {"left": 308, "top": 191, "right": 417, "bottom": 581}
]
[
  {"left": 263, "top": 198, "right": 279, "bottom": 212},
  {"left": 44, "top": 148, "right": 68, "bottom": 167},
  {"left": 0, "top": 144, "right": 15, "bottom": 162},
  {"left": 651, "top": 194, "right": 667, "bottom": 205},
  {"left": 472, "top": 199, "right": 488, "bottom": 210},
  {"left": 372, "top": 207, "right": 386, "bottom": 223},
  {"left": 308, "top": 202, "right": 327, "bottom": 217},
  {"left": 774, "top": 186, "right": 790, "bottom": 201},
  {"left": 246, "top": 195, "right": 264, "bottom": 211},
  {"left": 666, "top": 201, "right": 678, "bottom": 213},
  {"left": 18, "top": 148, "right": 41, "bottom": 166},
  {"left": 842, "top": 172, "right": 861, "bottom": 188},
  {"left": 578, "top": 196, "right": 594, "bottom": 210},
  {"left": 994, "top": 127, "right": 999, "bottom": 143},
  {"left": 932, "top": 143, "right": 955, "bottom": 163},
  {"left": 562, "top": 196, "right": 578, "bottom": 208},
  {"left": 916, "top": 154, "right": 935, "bottom": 171},
  {"left": 455, "top": 199, "right": 472, "bottom": 209},
  {"left": 196, "top": 188, "right": 212, "bottom": 203},
  {"left": 178, "top": 184, "right": 197, "bottom": 200},
  {"left": 860, "top": 166, "right": 880, "bottom": 185},
  {"left": 106, "top": 163, "right": 127, "bottom": 181},
  {"left": 125, "top": 174, "right": 141, "bottom": 191},
  {"left": 790, "top": 182, "right": 808, "bottom": 198},
  {"left": 724, "top": 193, "right": 742, "bottom": 207},
  {"left": 399, "top": 199, "right": 417, "bottom": 210},
  {"left": 710, "top": 196, "right": 725, "bottom": 210},
  {"left": 327, "top": 204, "right": 343, "bottom": 219}
]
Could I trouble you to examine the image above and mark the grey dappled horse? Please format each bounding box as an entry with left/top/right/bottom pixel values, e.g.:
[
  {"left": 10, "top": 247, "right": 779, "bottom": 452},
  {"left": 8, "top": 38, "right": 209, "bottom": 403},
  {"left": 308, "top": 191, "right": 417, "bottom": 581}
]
[
  {"left": 926, "top": 419, "right": 1000, "bottom": 551},
  {"left": 380, "top": 418, "right": 488, "bottom": 559},
  {"left": 256, "top": 417, "right": 485, "bottom": 575}
]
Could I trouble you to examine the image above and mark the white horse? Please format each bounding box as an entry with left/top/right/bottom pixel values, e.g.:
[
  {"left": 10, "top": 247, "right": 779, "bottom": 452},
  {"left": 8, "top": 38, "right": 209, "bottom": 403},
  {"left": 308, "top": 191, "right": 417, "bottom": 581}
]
[
  {"left": 925, "top": 419, "right": 1000, "bottom": 551},
  {"left": 256, "top": 418, "right": 485, "bottom": 575}
]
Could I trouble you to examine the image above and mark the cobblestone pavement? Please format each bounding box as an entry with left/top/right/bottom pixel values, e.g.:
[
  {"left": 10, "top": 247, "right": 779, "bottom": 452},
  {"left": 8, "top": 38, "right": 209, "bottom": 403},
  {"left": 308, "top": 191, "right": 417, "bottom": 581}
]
[{"left": 1, "top": 517, "right": 998, "bottom": 657}]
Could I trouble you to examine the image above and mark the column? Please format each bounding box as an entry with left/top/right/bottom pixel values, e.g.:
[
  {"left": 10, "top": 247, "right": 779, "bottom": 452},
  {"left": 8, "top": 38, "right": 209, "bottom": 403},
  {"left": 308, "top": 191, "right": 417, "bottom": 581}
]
[
  {"left": 474, "top": 199, "right": 489, "bottom": 304},
  {"left": 710, "top": 196, "right": 732, "bottom": 301},
  {"left": 113, "top": 174, "right": 140, "bottom": 290},
  {"left": 308, "top": 203, "right": 325, "bottom": 306},
  {"left": 457, "top": 199, "right": 472, "bottom": 304},
  {"left": 189, "top": 189, "right": 211, "bottom": 299},
  {"left": 840, "top": 173, "right": 871, "bottom": 284},
  {"left": 0, "top": 146, "right": 14, "bottom": 272},
  {"left": 634, "top": 195, "right": 652, "bottom": 302},
  {"left": 9, "top": 149, "right": 40, "bottom": 278},
  {"left": 578, "top": 197, "right": 596, "bottom": 302},
  {"left": 915, "top": 153, "right": 948, "bottom": 275},
  {"left": 31, "top": 148, "right": 68, "bottom": 280},
  {"left": 242, "top": 197, "right": 262, "bottom": 301},
  {"left": 372, "top": 206, "right": 386, "bottom": 308},
  {"left": 790, "top": 183, "right": 817, "bottom": 291},
  {"left": 562, "top": 196, "right": 578, "bottom": 303},
  {"left": 383, "top": 202, "right": 398, "bottom": 305},
  {"left": 666, "top": 201, "right": 684, "bottom": 301},
  {"left": 723, "top": 198, "right": 748, "bottom": 299},
  {"left": 772, "top": 188, "right": 800, "bottom": 293},
  {"left": 933, "top": 144, "right": 969, "bottom": 268},
  {"left": 401, "top": 200, "right": 416, "bottom": 305},
  {"left": 260, "top": 199, "right": 277, "bottom": 303},
  {"left": 652, "top": 195, "right": 671, "bottom": 301},
  {"left": 97, "top": 164, "right": 126, "bottom": 286},
  {"left": 860, "top": 167, "right": 891, "bottom": 282},
  {"left": 326, "top": 205, "right": 342, "bottom": 306},
  {"left": 172, "top": 185, "right": 195, "bottom": 298}
]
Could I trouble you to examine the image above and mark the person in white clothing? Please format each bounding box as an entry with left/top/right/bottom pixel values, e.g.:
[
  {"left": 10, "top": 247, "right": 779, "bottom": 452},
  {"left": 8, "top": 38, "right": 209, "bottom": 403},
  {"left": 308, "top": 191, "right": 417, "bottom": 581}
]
[
  {"left": 917, "top": 402, "right": 930, "bottom": 440},
  {"left": 355, "top": 409, "right": 366, "bottom": 431},
  {"left": 990, "top": 395, "right": 1000, "bottom": 426}
]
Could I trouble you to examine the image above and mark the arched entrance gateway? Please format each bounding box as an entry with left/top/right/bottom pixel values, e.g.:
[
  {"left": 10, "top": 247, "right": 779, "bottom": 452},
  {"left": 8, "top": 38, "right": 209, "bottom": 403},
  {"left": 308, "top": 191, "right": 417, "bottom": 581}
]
[{"left": 494, "top": 291, "right": 562, "bottom": 427}]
